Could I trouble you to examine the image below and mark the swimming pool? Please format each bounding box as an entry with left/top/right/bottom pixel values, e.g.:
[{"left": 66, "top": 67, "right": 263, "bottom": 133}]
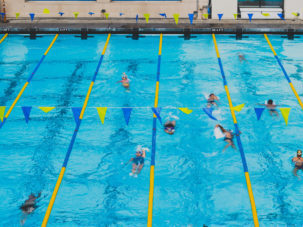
[{"left": 0, "top": 33, "right": 303, "bottom": 226}]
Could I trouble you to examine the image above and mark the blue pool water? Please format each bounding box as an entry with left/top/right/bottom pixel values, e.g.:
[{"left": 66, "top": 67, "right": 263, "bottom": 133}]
[{"left": 1, "top": 34, "right": 303, "bottom": 226}]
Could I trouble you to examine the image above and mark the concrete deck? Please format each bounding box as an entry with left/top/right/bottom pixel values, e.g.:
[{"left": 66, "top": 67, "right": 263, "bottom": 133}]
[{"left": 1, "top": 18, "right": 303, "bottom": 34}]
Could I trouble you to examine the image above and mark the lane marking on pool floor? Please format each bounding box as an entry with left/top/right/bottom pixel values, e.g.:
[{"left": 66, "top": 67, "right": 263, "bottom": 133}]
[
  {"left": 264, "top": 34, "right": 303, "bottom": 111},
  {"left": 147, "top": 33, "right": 162, "bottom": 227},
  {"left": 212, "top": 34, "right": 259, "bottom": 227},
  {"left": 41, "top": 33, "right": 111, "bottom": 227},
  {"left": 0, "top": 34, "right": 59, "bottom": 129},
  {"left": 0, "top": 33, "right": 8, "bottom": 44}
]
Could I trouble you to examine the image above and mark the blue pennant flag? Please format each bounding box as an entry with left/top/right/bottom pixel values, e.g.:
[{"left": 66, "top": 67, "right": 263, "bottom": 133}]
[
  {"left": 58, "top": 12, "right": 64, "bottom": 16},
  {"left": 159, "top": 13, "right": 167, "bottom": 18},
  {"left": 88, "top": 12, "right": 95, "bottom": 16},
  {"left": 248, "top": 13, "right": 253, "bottom": 22},
  {"left": 0, "top": 13, "right": 5, "bottom": 19},
  {"left": 29, "top": 13, "right": 35, "bottom": 21},
  {"left": 119, "top": 13, "right": 124, "bottom": 16},
  {"left": 22, "top": 106, "right": 32, "bottom": 123},
  {"left": 254, "top": 108, "right": 265, "bottom": 120},
  {"left": 218, "top": 14, "right": 223, "bottom": 21},
  {"left": 188, "top": 14, "right": 194, "bottom": 24},
  {"left": 278, "top": 13, "right": 285, "bottom": 20},
  {"left": 151, "top": 107, "right": 162, "bottom": 124},
  {"left": 136, "top": 14, "right": 139, "bottom": 23},
  {"left": 122, "top": 108, "right": 132, "bottom": 125},
  {"left": 202, "top": 108, "right": 217, "bottom": 121},
  {"left": 72, "top": 107, "right": 82, "bottom": 124}
]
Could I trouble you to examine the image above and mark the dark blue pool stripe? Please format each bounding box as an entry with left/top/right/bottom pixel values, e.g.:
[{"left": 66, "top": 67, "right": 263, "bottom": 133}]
[
  {"left": 218, "top": 58, "right": 227, "bottom": 86},
  {"left": 151, "top": 117, "right": 157, "bottom": 166},
  {"left": 275, "top": 55, "right": 291, "bottom": 83}
]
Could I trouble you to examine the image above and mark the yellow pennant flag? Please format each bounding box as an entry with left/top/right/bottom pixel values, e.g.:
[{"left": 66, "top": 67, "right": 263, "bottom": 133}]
[
  {"left": 232, "top": 104, "right": 245, "bottom": 112},
  {"left": 104, "top": 13, "right": 109, "bottom": 19},
  {"left": 38, "top": 107, "right": 55, "bottom": 113},
  {"left": 203, "top": 14, "right": 208, "bottom": 19},
  {"left": 144, "top": 14, "right": 150, "bottom": 23},
  {"left": 16, "top": 13, "right": 20, "bottom": 19},
  {"left": 0, "top": 106, "right": 6, "bottom": 122},
  {"left": 233, "top": 14, "right": 237, "bottom": 19},
  {"left": 74, "top": 12, "right": 79, "bottom": 18},
  {"left": 262, "top": 13, "right": 270, "bottom": 17},
  {"left": 173, "top": 14, "right": 179, "bottom": 25},
  {"left": 96, "top": 107, "right": 107, "bottom": 124},
  {"left": 292, "top": 12, "right": 299, "bottom": 17},
  {"left": 43, "top": 8, "right": 50, "bottom": 14},
  {"left": 179, "top": 108, "right": 193, "bottom": 114},
  {"left": 280, "top": 108, "right": 291, "bottom": 125}
]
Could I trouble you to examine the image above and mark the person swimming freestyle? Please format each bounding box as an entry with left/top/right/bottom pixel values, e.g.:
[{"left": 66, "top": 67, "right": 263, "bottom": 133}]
[
  {"left": 215, "top": 124, "right": 240, "bottom": 152},
  {"left": 129, "top": 147, "right": 146, "bottom": 177},
  {"left": 207, "top": 93, "right": 219, "bottom": 107}
]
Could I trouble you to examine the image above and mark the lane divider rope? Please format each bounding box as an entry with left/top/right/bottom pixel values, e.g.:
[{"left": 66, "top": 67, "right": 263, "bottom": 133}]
[
  {"left": 147, "top": 33, "right": 162, "bottom": 227},
  {"left": 212, "top": 33, "right": 259, "bottom": 227},
  {"left": 0, "top": 34, "right": 59, "bottom": 129},
  {"left": 41, "top": 34, "right": 111, "bottom": 227}
]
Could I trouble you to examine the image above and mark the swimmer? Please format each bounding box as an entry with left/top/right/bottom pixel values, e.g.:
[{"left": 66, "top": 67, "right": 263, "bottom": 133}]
[
  {"left": 238, "top": 54, "right": 246, "bottom": 62},
  {"left": 259, "top": 99, "right": 279, "bottom": 116},
  {"left": 129, "top": 147, "right": 146, "bottom": 177},
  {"left": 215, "top": 124, "right": 240, "bottom": 152},
  {"left": 207, "top": 93, "right": 219, "bottom": 107},
  {"left": 117, "top": 72, "right": 130, "bottom": 89},
  {"left": 20, "top": 192, "right": 41, "bottom": 225},
  {"left": 292, "top": 150, "right": 303, "bottom": 177},
  {"left": 164, "top": 120, "right": 176, "bottom": 135}
]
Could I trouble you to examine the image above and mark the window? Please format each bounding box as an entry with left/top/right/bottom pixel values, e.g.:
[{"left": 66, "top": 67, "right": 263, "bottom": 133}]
[{"left": 238, "top": 0, "right": 283, "bottom": 7}]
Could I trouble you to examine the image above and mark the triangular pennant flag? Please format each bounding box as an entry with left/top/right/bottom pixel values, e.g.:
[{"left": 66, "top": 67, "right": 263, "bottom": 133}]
[
  {"left": 58, "top": 12, "right": 64, "bottom": 16},
  {"left": 96, "top": 107, "right": 107, "bottom": 124},
  {"left": 232, "top": 104, "right": 245, "bottom": 112},
  {"left": 136, "top": 14, "right": 139, "bottom": 23},
  {"left": 188, "top": 13, "right": 194, "bottom": 24},
  {"left": 202, "top": 108, "right": 217, "bottom": 121},
  {"left": 151, "top": 107, "right": 162, "bottom": 124},
  {"left": 72, "top": 107, "right": 82, "bottom": 124},
  {"left": 38, "top": 107, "right": 55, "bottom": 113},
  {"left": 0, "top": 13, "right": 5, "bottom": 19},
  {"left": 16, "top": 13, "right": 20, "bottom": 19},
  {"left": 159, "top": 13, "right": 167, "bottom": 18},
  {"left": 262, "top": 13, "right": 270, "bottom": 17},
  {"left": 0, "top": 106, "right": 5, "bottom": 122},
  {"left": 203, "top": 14, "right": 208, "bottom": 19},
  {"left": 144, "top": 14, "right": 150, "bottom": 23},
  {"left": 218, "top": 13, "right": 223, "bottom": 20},
  {"left": 29, "top": 13, "right": 35, "bottom": 21},
  {"left": 280, "top": 108, "right": 291, "bottom": 125},
  {"left": 73, "top": 12, "right": 79, "bottom": 18},
  {"left": 104, "top": 13, "right": 109, "bottom": 19},
  {"left": 233, "top": 14, "right": 237, "bottom": 19},
  {"left": 278, "top": 13, "right": 284, "bottom": 20},
  {"left": 122, "top": 108, "right": 132, "bottom": 125},
  {"left": 179, "top": 108, "right": 193, "bottom": 114},
  {"left": 292, "top": 12, "right": 299, "bottom": 17},
  {"left": 248, "top": 13, "right": 253, "bottom": 22},
  {"left": 173, "top": 14, "right": 179, "bottom": 24},
  {"left": 22, "top": 106, "right": 32, "bottom": 123},
  {"left": 254, "top": 108, "right": 265, "bottom": 120},
  {"left": 119, "top": 13, "right": 124, "bottom": 16},
  {"left": 88, "top": 12, "right": 94, "bottom": 16},
  {"left": 43, "top": 8, "right": 50, "bottom": 14}
]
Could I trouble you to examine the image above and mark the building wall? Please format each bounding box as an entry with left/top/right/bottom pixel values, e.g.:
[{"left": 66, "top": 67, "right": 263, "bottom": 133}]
[
  {"left": 4, "top": 0, "right": 209, "bottom": 19},
  {"left": 211, "top": 0, "right": 238, "bottom": 19},
  {"left": 284, "top": 0, "right": 303, "bottom": 19}
]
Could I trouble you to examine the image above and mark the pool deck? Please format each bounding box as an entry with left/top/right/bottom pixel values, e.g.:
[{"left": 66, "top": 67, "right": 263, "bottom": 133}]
[{"left": 1, "top": 18, "right": 303, "bottom": 34}]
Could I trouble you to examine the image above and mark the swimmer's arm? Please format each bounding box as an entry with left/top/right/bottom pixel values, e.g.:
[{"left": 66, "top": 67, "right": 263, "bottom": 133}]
[
  {"left": 142, "top": 150, "right": 146, "bottom": 158},
  {"left": 292, "top": 157, "right": 296, "bottom": 163}
]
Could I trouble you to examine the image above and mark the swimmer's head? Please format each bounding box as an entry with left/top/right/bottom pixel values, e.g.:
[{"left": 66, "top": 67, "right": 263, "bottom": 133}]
[
  {"left": 267, "top": 99, "right": 273, "bottom": 105},
  {"left": 209, "top": 93, "right": 214, "bottom": 98},
  {"left": 136, "top": 150, "right": 143, "bottom": 156},
  {"left": 297, "top": 150, "right": 302, "bottom": 157}
]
